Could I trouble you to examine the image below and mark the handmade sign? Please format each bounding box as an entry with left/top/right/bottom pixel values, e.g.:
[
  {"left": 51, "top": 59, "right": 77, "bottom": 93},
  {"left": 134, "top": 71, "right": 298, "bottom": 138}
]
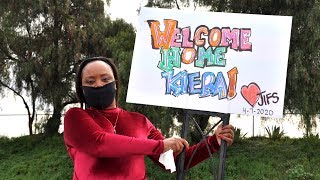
[{"left": 127, "top": 7, "right": 292, "bottom": 118}]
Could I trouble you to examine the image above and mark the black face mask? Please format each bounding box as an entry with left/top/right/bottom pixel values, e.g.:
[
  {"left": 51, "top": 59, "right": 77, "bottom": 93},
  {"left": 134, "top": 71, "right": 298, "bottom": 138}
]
[{"left": 82, "top": 81, "right": 116, "bottom": 109}]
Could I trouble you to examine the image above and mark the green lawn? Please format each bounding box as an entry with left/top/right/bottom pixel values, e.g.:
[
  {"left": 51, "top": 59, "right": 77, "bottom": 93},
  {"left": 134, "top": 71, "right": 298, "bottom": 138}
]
[{"left": 0, "top": 134, "right": 319, "bottom": 179}]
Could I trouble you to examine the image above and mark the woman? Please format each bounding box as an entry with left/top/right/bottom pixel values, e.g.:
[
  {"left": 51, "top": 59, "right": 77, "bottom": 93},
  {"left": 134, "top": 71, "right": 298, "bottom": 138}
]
[{"left": 63, "top": 56, "right": 234, "bottom": 179}]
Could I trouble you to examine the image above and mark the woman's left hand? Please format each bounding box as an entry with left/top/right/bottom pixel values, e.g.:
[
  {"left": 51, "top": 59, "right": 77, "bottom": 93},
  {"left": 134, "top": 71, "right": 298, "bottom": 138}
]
[{"left": 215, "top": 124, "right": 234, "bottom": 146}]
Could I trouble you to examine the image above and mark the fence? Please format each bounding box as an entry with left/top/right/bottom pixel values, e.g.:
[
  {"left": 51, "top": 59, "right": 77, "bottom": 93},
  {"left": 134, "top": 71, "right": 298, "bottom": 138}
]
[{"left": 0, "top": 113, "right": 319, "bottom": 138}]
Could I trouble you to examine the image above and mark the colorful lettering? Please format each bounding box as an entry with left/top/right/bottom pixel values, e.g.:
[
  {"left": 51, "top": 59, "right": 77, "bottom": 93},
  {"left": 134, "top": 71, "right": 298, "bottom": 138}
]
[
  {"left": 195, "top": 46, "right": 227, "bottom": 68},
  {"left": 181, "top": 48, "right": 196, "bottom": 64},
  {"left": 158, "top": 47, "right": 181, "bottom": 72},
  {"left": 162, "top": 69, "right": 235, "bottom": 99},
  {"left": 220, "top": 28, "right": 240, "bottom": 50},
  {"left": 188, "top": 72, "right": 201, "bottom": 95},
  {"left": 208, "top": 27, "right": 221, "bottom": 47},
  {"left": 194, "top": 25, "right": 208, "bottom": 47},
  {"left": 227, "top": 67, "right": 238, "bottom": 99},
  {"left": 240, "top": 28, "right": 252, "bottom": 51},
  {"left": 148, "top": 19, "right": 253, "bottom": 101},
  {"left": 148, "top": 19, "right": 177, "bottom": 49},
  {"left": 170, "top": 28, "right": 182, "bottom": 47},
  {"left": 181, "top": 27, "right": 194, "bottom": 48}
]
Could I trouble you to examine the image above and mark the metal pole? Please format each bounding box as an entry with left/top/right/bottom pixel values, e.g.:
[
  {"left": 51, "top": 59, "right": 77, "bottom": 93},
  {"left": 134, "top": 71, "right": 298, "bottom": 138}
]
[
  {"left": 217, "top": 114, "right": 230, "bottom": 180},
  {"left": 176, "top": 109, "right": 190, "bottom": 180},
  {"left": 252, "top": 116, "right": 255, "bottom": 137}
]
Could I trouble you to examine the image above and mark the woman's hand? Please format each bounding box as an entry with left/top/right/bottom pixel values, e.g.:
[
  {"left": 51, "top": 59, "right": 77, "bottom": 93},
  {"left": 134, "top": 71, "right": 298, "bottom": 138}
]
[
  {"left": 215, "top": 124, "right": 234, "bottom": 146},
  {"left": 163, "top": 137, "right": 189, "bottom": 154}
]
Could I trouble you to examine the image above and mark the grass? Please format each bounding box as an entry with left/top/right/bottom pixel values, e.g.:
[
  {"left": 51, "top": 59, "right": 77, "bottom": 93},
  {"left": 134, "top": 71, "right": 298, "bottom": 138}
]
[
  {"left": 0, "top": 135, "right": 73, "bottom": 179},
  {"left": 0, "top": 135, "right": 319, "bottom": 179}
]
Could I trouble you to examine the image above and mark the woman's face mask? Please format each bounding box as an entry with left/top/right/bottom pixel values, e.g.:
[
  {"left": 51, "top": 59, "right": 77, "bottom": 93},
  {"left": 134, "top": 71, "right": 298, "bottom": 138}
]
[
  {"left": 81, "top": 60, "right": 117, "bottom": 109},
  {"left": 82, "top": 81, "right": 116, "bottom": 109}
]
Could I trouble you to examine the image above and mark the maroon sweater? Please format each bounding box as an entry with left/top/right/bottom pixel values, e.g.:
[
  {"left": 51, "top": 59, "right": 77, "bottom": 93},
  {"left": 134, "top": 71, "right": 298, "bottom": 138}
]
[{"left": 63, "top": 107, "right": 220, "bottom": 180}]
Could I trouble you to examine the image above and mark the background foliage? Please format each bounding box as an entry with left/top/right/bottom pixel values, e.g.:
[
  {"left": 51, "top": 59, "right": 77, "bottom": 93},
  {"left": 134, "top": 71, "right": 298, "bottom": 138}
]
[{"left": 0, "top": 134, "right": 319, "bottom": 179}]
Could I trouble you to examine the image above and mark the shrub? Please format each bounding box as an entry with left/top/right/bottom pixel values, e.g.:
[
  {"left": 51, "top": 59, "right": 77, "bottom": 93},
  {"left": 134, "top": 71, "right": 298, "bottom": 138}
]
[
  {"left": 265, "top": 126, "right": 285, "bottom": 140},
  {"left": 287, "top": 165, "right": 314, "bottom": 180},
  {"left": 306, "top": 133, "right": 319, "bottom": 139},
  {"left": 234, "top": 127, "right": 247, "bottom": 142}
]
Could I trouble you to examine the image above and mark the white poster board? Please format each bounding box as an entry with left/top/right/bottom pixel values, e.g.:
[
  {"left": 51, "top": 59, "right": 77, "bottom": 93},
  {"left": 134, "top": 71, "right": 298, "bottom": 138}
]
[{"left": 127, "top": 7, "right": 292, "bottom": 118}]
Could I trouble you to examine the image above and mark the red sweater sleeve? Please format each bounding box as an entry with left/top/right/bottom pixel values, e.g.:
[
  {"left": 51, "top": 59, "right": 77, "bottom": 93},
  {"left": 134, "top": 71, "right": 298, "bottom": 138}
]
[
  {"left": 183, "top": 135, "right": 220, "bottom": 169},
  {"left": 63, "top": 108, "right": 164, "bottom": 158},
  {"left": 147, "top": 120, "right": 220, "bottom": 169}
]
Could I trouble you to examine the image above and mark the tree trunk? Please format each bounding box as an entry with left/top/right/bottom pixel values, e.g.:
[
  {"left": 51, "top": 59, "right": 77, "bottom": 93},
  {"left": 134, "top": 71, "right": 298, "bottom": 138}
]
[
  {"left": 303, "top": 114, "right": 311, "bottom": 137},
  {"left": 44, "top": 103, "right": 63, "bottom": 136},
  {"left": 28, "top": 117, "right": 33, "bottom": 135},
  {"left": 0, "top": 80, "right": 35, "bottom": 135},
  {"left": 43, "top": 0, "right": 63, "bottom": 136},
  {"left": 28, "top": 76, "right": 37, "bottom": 135}
]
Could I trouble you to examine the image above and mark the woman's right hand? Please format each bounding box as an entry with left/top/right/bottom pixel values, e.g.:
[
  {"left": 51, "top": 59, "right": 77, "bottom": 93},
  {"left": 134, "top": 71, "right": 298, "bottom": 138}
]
[{"left": 163, "top": 137, "right": 189, "bottom": 154}]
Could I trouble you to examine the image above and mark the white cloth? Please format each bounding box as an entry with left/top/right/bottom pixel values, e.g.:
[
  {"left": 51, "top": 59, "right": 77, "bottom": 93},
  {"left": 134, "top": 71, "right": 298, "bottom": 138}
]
[{"left": 158, "top": 149, "right": 176, "bottom": 173}]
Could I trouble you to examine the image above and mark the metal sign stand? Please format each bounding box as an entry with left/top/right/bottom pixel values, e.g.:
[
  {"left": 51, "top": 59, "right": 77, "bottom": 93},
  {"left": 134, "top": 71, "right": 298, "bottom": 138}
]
[{"left": 176, "top": 109, "right": 230, "bottom": 180}]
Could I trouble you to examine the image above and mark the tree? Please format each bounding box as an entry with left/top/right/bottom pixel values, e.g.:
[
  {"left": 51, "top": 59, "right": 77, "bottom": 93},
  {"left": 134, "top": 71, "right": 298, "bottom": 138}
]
[
  {"left": 39, "top": 0, "right": 109, "bottom": 135},
  {"left": 0, "top": 0, "right": 112, "bottom": 135},
  {"left": 0, "top": 1, "right": 41, "bottom": 135},
  {"left": 0, "top": 0, "right": 176, "bottom": 136},
  {"left": 146, "top": 0, "right": 320, "bottom": 136}
]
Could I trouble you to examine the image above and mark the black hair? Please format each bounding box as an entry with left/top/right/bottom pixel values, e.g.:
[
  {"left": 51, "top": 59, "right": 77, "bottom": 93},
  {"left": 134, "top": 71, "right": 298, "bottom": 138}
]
[{"left": 75, "top": 56, "right": 120, "bottom": 108}]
